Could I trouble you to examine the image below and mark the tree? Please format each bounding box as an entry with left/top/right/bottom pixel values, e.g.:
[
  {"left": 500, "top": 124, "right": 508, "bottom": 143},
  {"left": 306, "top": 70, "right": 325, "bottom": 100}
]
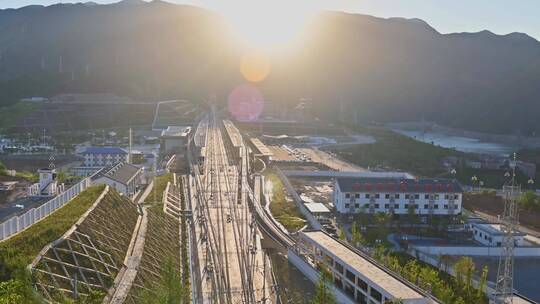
[
  {"left": 351, "top": 222, "right": 364, "bottom": 247},
  {"left": 520, "top": 191, "right": 539, "bottom": 211},
  {"left": 338, "top": 229, "right": 346, "bottom": 241},
  {"left": 0, "top": 161, "right": 7, "bottom": 175},
  {"left": 477, "top": 266, "right": 488, "bottom": 299},
  {"left": 311, "top": 265, "right": 336, "bottom": 304},
  {"left": 454, "top": 257, "right": 475, "bottom": 297}
]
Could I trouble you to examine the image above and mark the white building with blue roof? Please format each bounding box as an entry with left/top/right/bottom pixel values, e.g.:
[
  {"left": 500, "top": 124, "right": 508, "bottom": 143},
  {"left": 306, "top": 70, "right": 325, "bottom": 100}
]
[{"left": 81, "top": 147, "right": 128, "bottom": 167}]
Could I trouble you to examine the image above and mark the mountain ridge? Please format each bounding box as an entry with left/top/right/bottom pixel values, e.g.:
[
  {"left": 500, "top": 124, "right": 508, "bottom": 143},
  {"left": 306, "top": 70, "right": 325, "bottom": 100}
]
[{"left": 0, "top": 1, "right": 539, "bottom": 135}]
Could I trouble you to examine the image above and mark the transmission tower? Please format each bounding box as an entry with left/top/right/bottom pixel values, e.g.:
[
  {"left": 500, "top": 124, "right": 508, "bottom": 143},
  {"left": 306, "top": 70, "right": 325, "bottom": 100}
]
[{"left": 495, "top": 153, "right": 521, "bottom": 303}]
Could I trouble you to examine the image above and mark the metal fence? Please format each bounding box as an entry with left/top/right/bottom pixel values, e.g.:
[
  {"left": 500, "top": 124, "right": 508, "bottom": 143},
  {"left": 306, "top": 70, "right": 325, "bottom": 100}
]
[{"left": 0, "top": 177, "right": 93, "bottom": 241}]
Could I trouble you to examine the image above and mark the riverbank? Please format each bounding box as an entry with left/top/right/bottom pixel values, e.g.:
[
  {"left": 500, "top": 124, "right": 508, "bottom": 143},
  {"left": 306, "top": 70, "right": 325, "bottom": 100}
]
[{"left": 387, "top": 121, "right": 540, "bottom": 151}]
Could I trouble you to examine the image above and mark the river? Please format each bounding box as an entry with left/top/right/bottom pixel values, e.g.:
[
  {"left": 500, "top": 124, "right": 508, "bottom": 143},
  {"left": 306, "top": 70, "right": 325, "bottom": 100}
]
[{"left": 393, "top": 129, "right": 516, "bottom": 156}]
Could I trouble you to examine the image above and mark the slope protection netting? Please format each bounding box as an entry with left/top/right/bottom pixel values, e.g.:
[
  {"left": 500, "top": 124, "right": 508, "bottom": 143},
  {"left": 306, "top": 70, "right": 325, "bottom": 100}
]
[{"left": 32, "top": 189, "right": 140, "bottom": 302}]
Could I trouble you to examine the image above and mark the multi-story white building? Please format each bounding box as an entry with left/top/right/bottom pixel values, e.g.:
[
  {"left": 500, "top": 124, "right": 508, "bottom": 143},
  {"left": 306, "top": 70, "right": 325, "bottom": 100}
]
[
  {"left": 333, "top": 177, "right": 463, "bottom": 216},
  {"left": 81, "top": 147, "right": 128, "bottom": 167}
]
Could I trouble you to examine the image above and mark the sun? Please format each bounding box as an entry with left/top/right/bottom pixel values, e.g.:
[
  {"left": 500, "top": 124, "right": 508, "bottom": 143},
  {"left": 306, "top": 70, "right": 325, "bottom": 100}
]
[{"left": 218, "top": 1, "right": 317, "bottom": 50}]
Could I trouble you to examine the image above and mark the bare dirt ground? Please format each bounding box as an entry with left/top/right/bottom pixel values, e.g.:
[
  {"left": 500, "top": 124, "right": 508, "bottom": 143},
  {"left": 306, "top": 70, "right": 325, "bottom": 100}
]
[
  {"left": 298, "top": 148, "right": 365, "bottom": 172},
  {"left": 463, "top": 193, "right": 540, "bottom": 233}
]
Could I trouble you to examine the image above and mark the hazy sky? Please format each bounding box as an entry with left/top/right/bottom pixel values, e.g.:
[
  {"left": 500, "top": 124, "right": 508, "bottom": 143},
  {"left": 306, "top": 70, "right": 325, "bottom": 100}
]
[{"left": 1, "top": 0, "right": 539, "bottom": 41}]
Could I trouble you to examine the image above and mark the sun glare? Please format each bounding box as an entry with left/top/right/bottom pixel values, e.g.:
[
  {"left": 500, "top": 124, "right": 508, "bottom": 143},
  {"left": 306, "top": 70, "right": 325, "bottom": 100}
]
[{"left": 219, "top": 1, "right": 317, "bottom": 50}]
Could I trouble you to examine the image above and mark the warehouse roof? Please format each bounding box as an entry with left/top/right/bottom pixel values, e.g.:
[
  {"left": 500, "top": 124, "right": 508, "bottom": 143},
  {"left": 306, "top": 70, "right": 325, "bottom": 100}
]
[
  {"left": 161, "top": 126, "right": 191, "bottom": 138},
  {"left": 336, "top": 177, "right": 463, "bottom": 193},
  {"left": 473, "top": 223, "right": 525, "bottom": 237},
  {"left": 304, "top": 202, "right": 330, "bottom": 214},
  {"left": 94, "top": 162, "right": 142, "bottom": 185}
]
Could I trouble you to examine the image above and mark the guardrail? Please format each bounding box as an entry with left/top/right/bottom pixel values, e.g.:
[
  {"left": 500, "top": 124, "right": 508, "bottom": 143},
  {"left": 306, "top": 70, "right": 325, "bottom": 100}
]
[{"left": 0, "top": 177, "right": 93, "bottom": 241}]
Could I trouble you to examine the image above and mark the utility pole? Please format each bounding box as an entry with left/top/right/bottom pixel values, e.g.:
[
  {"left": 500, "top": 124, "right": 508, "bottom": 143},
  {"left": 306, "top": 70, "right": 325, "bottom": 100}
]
[
  {"left": 495, "top": 153, "right": 521, "bottom": 303},
  {"left": 128, "top": 127, "right": 132, "bottom": 164}
]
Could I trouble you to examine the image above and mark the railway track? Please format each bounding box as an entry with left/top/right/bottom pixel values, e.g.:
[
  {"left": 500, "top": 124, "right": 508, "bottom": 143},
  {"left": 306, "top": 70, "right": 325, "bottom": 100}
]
[{"left": 190, "top": 112, "right": 273, "bottom": 303}]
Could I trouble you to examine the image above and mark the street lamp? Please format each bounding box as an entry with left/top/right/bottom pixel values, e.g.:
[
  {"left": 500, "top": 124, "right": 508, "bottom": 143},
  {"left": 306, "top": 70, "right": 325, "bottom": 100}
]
[
  {"left": 451, "top": 168, "right": 457, "bottom": 181},
  {"left": 471, "top": 175, "right": 478, "bottom": 192}
]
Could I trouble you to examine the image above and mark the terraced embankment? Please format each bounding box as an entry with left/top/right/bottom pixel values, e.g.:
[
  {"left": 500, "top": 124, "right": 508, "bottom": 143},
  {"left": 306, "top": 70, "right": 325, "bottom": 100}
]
[
  {"left": 122, "top": 173, "right": 189, "bottom": 303},
  {"left": 0, "top": 185, "right": 106, "bottom": 304},
  {"left": 29, "top": 187, "right": 141, "bottom": 302}
]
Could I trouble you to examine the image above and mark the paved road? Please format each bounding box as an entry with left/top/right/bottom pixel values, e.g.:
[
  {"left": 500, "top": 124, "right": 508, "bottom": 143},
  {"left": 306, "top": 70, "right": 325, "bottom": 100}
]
[{"left": 0, "top": 196, "right": 49, "bottom": 222}]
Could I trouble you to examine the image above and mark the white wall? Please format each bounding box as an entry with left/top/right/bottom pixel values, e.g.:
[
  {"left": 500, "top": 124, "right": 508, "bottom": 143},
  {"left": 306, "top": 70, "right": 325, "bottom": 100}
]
[
  {"left": 334, "top": 181, "right": 462, "bottom": 216},
  {"left": 0, "top": 177, "right": 93, "bottom": 241},
  {"left": 412, "top": 245, "right": 540, "bottom": 257}
]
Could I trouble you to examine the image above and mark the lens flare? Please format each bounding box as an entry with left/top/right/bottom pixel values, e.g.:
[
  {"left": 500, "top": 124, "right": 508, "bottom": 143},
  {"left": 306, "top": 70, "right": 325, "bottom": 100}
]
[
  {"left": 240, "top": 51, "right": 271, "bottom": 82},
  {"left": 228, "top": 84, "right": 265, "bottom": 122}
]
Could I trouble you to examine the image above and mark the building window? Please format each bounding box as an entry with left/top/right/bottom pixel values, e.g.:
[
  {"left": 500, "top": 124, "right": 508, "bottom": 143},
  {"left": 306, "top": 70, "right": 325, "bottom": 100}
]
[
  {"left": 345, "top": 203, "right": 350, "bottom": 209},
  {"left": 334, "top": 276, "right": 342, "bottom": 288},
  {"left": 356, "top": 277, "right": 368, "bottom": 291},
  {"left": 444, "top": 205, "right": 449, "bottom": 209},
  {"left": 435, "top": 194, "right": 440, "bottom": 200},
  {"left": 424, "top": 204, "right": 429, "bottom": 209},
  {"left": 370, "top": 288, "right": 383, "bottom": 302},
  {"left": 415, "top": 194, "right": 420, "bottom": 199},
  {"left": 355, "top": 203, "right": 360, "bottom": 208},
  {"left": 355, "top": 193, "right": 360, "bottom": 198},
  {"left": 414, "top": 204, "right": 419, "bottom": 209},
  {"left": 323, "top": 254, "right": 333, "bottom": 265},
  {"left": 434, "top": 205, "right": 439, "bottom": 209},
  {"left": 345, "top": 193, "right": 351, "bottom": 198},
  {"left": 374, "top": 204, "right": 379, "bottom": 209},
  {"left": 345, "top": 269, "right": 355, "bottom": 282},
  {"left": 335, "top": 262, "right": 344, "bottom": 274},
  {"left": 444, "top": 194, "right": 449, "bottom": 200},
  {"left": 404, "top": 204, "right": 409, "bottom": 209},
  {"left": 365, "top": 194, "right": 370, "bottom": 199},
  {"left": 384, "top": 204, "right": 389, "bottom": 209},
  {"left": 385, "top": 194, "right": 390, "bottom": 199},
  {"left": 375, "top": 194, "right": 380, "bottom": 199},
  {"left": 405, "top": 194, "right": 410, "bottom": 199},
  {"left": 425, "top": 194, "right": 430, "bottom": 199},
  {"left": 364, "top": 204, "right": 370, "bottom": 208},
  {"left": 357, "top": 293, "right": 367, "bottom": 304},
  {"left": 395, "top": 194, "right": 400, "bottom": 199}
]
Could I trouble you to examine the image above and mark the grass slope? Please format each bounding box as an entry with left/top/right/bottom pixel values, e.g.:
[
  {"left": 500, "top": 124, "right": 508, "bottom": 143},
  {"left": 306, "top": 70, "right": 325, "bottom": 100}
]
[
  {"left": 265, "top": 172, "right": 306, "bottom": 232},
  {"left": 0, "top": 185, "right": 105, "bottom": 303},
  {"left": 147, "top": 173, "right": 173, "bottom": 204}
]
